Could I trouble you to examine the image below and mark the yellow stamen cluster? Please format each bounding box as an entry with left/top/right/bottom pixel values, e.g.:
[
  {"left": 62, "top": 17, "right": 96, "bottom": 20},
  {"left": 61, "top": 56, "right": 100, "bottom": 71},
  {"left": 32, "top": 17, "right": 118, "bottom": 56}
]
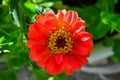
[{"left": 48, "top": 29, "right": 73, "bottom": 54}]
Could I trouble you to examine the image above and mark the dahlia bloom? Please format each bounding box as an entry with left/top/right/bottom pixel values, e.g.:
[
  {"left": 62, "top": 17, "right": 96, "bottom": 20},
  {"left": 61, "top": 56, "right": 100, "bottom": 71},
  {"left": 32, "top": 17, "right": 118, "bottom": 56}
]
[{"left": 27, "top": 9, "right": 93, "bottom": 75}]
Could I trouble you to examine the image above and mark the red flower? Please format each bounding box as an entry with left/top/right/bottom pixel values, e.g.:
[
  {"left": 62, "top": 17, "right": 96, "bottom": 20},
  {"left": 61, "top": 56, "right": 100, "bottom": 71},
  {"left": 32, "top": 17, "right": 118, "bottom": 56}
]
[{"left": 27, "top": 9, "right": 93, "bottom": 75}]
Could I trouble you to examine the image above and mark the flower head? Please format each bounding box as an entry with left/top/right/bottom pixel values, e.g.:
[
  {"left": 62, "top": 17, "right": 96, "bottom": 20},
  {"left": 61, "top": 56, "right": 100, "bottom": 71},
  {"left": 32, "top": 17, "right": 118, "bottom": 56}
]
[{"left": 27, "top": 9, "right": 93, "bottom": 75}]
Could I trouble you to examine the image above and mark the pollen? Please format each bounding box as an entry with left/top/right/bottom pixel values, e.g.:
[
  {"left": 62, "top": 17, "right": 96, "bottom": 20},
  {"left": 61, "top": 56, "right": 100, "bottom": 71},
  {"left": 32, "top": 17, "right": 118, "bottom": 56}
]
[{"left": 48, "top": 29, "right": 73, "bottom": 54}]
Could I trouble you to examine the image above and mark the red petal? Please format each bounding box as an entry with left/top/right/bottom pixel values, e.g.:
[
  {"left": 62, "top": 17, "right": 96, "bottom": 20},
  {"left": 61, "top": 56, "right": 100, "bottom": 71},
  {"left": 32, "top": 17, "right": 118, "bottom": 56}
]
[
  {"left": 64, "top": 11, "right": 72, "bottom": 25},
  {"left": 37, "top": 50, "right": 49, "bottom": 67},
  {"left": 55, "top": 54, "right": 63, "bottom": 64},
  {"left": 27, "top": 31, "right": 48, "bottom": 41},
  {"left": 29, "top": 52, "right": 41, "bottom": 61},
  {"left": 45, "top": 56, "right": 56, "bottom": 74},
  {"left": 44, "top": 20, "right": 57, "bottom": 31},
  {"left": 65, "top": 69, "right": 73, "bottom": 75},
  {"left": 54, "top": 63, "right": 63, "bottom": 74},
  {"left": 70, "top": 55, "right": 81, "bottom": 70},
  {"left": 36, "top": 15, "right": 46, "bottom": 24},
  {"left": 30, "top": 44, "right": 46, "bottom": 53},
  {"left": 29, "top": 24, "right": 36, "bottom": 31},
  {"left": 45, "top": 55, "right": 63, "bottom": 75},
  {"left": 78, "top": 56, "right": 88, "bottom": 65},
  {"left": 70, "top": 21, "right": 86, "bottom": 34},
  {"left": 44, "top": 12, "right": 58, "bottom": 31},
  {"left": 81, "top": 39, "right": 93, "bottom": 48},
  {"left": 27, "top": 31, "right": 38, "bottom": 40},
  {"left": 27, "top": 40, "right": 39, "bottom": 48},
  {"left": 63, "top": 55, "right": 73, "bottom": 69},
  {"left": 74, "top": 32, "right": 93, "bottom": 48},
  {"left": 34, "top": 23, "right": 49, "bottom": 34},
  {"left": 78, "top": 32, "right": 93, "bottom": 41},
  {"left": 46, "top": 13, "right": 56, "bottom": 21},
  {"left": 73, "top": 46, "right": 89, "bottom": 57}
]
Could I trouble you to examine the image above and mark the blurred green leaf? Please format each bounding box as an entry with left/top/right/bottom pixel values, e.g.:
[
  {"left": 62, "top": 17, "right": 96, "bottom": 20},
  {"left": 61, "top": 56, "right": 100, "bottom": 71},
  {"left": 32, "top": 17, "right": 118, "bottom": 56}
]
[
  {"left": 115, "top": 18, "right": 120, "bottom": 32},
  {"left": 7, "top": 45, "right": 29, "bottom": 72},
  {"left": 24, "top": 1, "right": 36, "bottom": 13},
  {"left": 96, "top": 0, "right": 118, "bottom": 12},
  {"left": 0, "top": 6, "right": 9, "bottom": 22},
  {"left": 33, "top": 69, "right": 50, "bottom": 80},
  {"left": 54, "top": 73, "right": 67, "bottom": 80},
  {"left": 0, "top": 70, "right": 15, "bottom": 80},
  {"left": 32, "top": 0, "right": 43, "bottom": 3},
  {"left": 53, "top": 1, "right": 68, "bottom": 9},
  {"left": 103, "top": 37, "right": 114, "bottom": 46},
  {"left": 2, "top": 0, "right": 10, "bottom": 5},
  {"left": 112, "top": 40, "right": 120, "bottom": 62},
  {"left": 73, "top": 6, "right": 110, "bottom": 40},
  {"left": 100, "top": 11, "right": 120, "bottom": 32},
  {"left": 8, "top": 56, "right": 27, "bottom": 69},
  {"left": 0, "top": 36, "right": 5, "bottom": 43},
  {"left": 92, "top": 22, "right": 110, "bottom": 40},
  {"left": 40, "top": 2, "right": 54, "bottom": 7}
]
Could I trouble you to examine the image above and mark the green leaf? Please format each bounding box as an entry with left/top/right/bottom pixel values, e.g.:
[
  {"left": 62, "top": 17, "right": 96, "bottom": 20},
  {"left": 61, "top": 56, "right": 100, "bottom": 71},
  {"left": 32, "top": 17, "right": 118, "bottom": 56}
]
[
  {"left": 35, "top": 6, "right": 51, "bottom": 14},
  {"left": 9, "top": 0, "right": 25, "bottom": 29},
  {"left": 0, "top": 23, "right": 18, "bottom": 34}
]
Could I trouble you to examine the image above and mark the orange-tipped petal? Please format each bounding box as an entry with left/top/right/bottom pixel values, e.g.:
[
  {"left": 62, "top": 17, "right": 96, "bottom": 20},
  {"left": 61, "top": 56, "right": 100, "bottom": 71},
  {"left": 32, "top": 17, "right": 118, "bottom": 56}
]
[
  {"left": 64, "top": 11, "right": 78, "bottom": 26},
  {"left": 45, "top": 10, "right": 55, "bottom": 15},
  {"left": 70, "top": 21, "right": 86, "bottom": 34},
  {"left": 57, "top": 9, "right": 66, "bottom": 22},
  {"left": 75, "top": 32, "right": 93, "bottom": 48},
  {"left": 78, "top": 32, "right": 93, "bottom": 41}
]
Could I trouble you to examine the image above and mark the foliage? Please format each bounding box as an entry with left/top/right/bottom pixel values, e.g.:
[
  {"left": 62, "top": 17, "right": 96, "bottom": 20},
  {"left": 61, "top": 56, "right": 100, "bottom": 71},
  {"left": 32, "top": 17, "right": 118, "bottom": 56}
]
[{"left": 0, "top": 0, "right": 120, "bottom": 80}]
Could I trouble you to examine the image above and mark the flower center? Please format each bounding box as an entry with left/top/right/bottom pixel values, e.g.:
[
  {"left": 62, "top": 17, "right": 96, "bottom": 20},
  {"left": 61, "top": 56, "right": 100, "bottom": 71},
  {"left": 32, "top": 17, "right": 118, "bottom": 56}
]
[{"left": 48, "top": 29, "right": 73, "bottom": 54}]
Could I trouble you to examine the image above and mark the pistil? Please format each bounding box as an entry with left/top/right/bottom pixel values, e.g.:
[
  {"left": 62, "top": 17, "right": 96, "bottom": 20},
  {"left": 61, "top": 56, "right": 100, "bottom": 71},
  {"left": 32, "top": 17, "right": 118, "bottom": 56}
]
[{"left": 48, "top": 29, "right": 73, "bottom": 54}]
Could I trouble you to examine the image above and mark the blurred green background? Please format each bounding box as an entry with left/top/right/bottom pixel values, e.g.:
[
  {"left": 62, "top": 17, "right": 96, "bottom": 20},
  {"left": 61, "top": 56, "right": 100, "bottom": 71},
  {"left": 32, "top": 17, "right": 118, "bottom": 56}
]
[{"left": 0, "top": 0, "right": 120, "bottom": 80}]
